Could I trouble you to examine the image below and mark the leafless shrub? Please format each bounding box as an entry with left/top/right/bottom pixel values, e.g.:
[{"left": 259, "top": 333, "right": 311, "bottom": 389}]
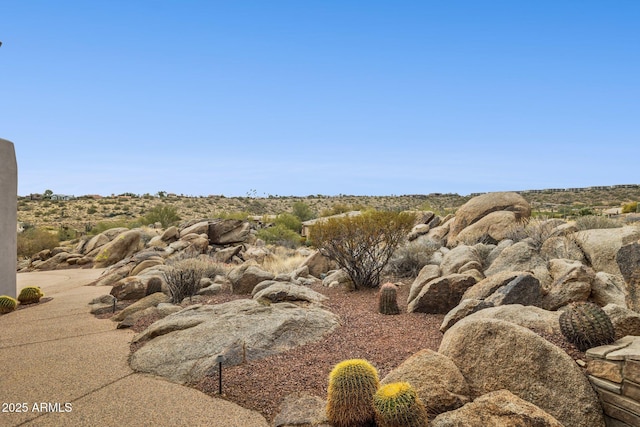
[
  {"left": 575, "top": 215, "right": 623, "bottom": 230},
  {"left": 504, "top": 218, "right": 557, "bottom": 249},
  {"left": 386, "top": 239, "right": 440, "bottom": 278},
  {"left": 163, "top": 255, "right": 229, "bottom": 303}
]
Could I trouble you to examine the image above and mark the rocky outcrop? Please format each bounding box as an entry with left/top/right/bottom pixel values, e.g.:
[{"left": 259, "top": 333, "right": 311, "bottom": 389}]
[
  {"left": 112, "top": 292, "right": 170, "bottom": 322},
  {"left": 447, "top": 192, "right": 531, "bottom": 246},
  {"left": 457, "top": 304, "right": 561, "bottom": 334},
  {"left": 440, "top": 245, "right": 482, "bottom": 276},
  {"left": 603, "top": 304, "right": 640, "bottom": 339},
  {"left": 299, "top": 250, "right": 335, "bottom": 278},
  {"left": 439, "top": 317, "right": 605, "bottom": 427},
  {"left": 453, "top": 211, "right": 521, "bottom": 245},
  {"left": 575, "top": 226, "right": 640, "bottom": 277},
  {"left": 407, "top": 264, "right": 441, "bottom": 304},
  {"left": 252, "top": 282, "right": 327, "bottom": 305},
  {"left": 381, "top": 349, "right": 470, "bottom": 416},
  {"left": 484, "top": 241, "right": 550, "bottom": 285},
  {"left": 94, "top": 230, "right": 144, "bottom": 268},
  {"left": 591, "top": 272, "right": 628, "bottom": 308},
  {"left": 273, "top": 393, "right": 329, "bottom": 427},
  {"left": 130, "top": 299, "right": 339, "bottom": 384},
  {"left": 431, "top": 390, "right": 563, "bottom": 427},
  {"left": 110, "top": 276, "right": 148, "bottom": 300}
]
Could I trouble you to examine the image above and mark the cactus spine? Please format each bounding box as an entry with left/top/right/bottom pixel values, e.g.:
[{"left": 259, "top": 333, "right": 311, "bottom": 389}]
[
  {"left": 559, "top": 302, "right": 615, "bottom": 352},
  {"left": 373, "top": 382, "right": 429, "bottom": 427},
  {"left": 0, "top": 296, "right": 18, "bottom": 314},
  {"left": 378, "top": 283, "right": 400, "bottom": 315},
  {"left": 326, "top": 359, "right": 380, "bottom": 427},
  {"left": 18, "top": 286, "right": 44, "bottom": 304}
]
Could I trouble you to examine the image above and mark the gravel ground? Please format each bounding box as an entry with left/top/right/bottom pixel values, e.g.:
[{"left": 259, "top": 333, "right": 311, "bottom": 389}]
[{"left": 127, "top": 278, "right": 585, "bottom": 423}]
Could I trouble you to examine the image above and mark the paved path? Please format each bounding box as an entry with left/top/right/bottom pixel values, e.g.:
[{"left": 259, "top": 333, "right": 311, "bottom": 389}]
[{"left": 1, "top": 269, "right": 269, "bottom": 427}]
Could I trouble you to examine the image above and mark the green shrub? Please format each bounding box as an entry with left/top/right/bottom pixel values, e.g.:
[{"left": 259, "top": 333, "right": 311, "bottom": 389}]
[
  {"left": 622, "top": 202, "right": 638, "bottom": 214},
  {"left": 292, "top": 201, "right": 316, "bottom": 221},
  {"left": 17, "top": 228, "right": 60, "bottom": 258},
  {"left": 142, "top": 204, "right": 180, "bottom": 228},
  {"left": 311, "top": 210, "right": 415, "bottom": 289},
  {"left": 256, "top": 224, "right": 302, "bottom": 248},
  {"left": 274, "top": 213, "right": 302, "bottom": 232}
]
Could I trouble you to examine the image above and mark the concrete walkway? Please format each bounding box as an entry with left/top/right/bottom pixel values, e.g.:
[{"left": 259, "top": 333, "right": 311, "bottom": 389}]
[{"left": 1, "top": 269, "right": 269, "bottom": 427}]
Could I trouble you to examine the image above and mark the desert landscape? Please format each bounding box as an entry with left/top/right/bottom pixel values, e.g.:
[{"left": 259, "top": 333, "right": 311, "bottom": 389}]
[{"left": 6, "top": 187, "right": 640, "bottom": 426}]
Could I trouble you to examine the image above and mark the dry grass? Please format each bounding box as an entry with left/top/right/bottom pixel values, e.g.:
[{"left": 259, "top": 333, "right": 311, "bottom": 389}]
[{"left": 260, "top": 247, "right": 308, "bottom": 274}]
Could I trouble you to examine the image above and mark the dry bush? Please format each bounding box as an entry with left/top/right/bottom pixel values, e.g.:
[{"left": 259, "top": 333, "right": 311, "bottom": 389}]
[
  {"left": 575, "top": 215, "right": 623, "bottom": 230},
  {"left": 17, "top": 228, "right": 60, "bottom": 258},
  {"left": 386, "top": 239, "right": 440, "bottom": 278},
  {"left": 310, "top": 210, "right": 415, "bottom": 289},
  {"left": 163, "top": 256, "right": 229, "bottom": 303},
  {"left": 261, "top": 251, "right": 308, "bottom": 275},
  {"left": 504, "top": 218, "right": 557, "bottom": 249}
]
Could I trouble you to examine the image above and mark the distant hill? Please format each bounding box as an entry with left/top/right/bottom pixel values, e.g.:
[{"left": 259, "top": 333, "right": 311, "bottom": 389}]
[{"left": 17, "top": 184, "right": 640, "bottom": 233}]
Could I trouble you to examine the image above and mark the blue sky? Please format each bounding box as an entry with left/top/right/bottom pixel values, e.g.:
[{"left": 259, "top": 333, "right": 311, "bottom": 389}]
[{"left": 1, "top": 1, "right": 638, "bottom": 197}]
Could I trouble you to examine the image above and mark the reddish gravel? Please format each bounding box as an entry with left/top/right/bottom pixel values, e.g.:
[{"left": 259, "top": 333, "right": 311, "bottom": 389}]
[{"left": 127, "top": 279, "right": 584, "bottom": 422}]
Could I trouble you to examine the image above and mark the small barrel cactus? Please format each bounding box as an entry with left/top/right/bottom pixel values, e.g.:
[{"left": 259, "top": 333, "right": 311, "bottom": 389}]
[
  {"left": 18, "top": 286, "right": 44, "bottom": 304},
  {"left": 378, "top": 283, "right": 400, "bottom": 315},
  {"left": 373, "top": 382, "right": 429, "bottom": 427},
  {"left": 559, "top": 302, "right": 615, "bottom": 352},
  {"left": 0, "top": 295, "right": 18, "bottom": 314},
  {"left": 145, "top": 277, "right": 163, "bottom": 296},
  {"left": 327, "top": 359, "right": 380, "bottom": 427}
]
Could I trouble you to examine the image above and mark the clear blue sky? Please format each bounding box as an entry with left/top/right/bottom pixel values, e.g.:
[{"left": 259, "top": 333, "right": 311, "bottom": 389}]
[{"left": 2, "top": 1, "right": 638, "bottom": 197}]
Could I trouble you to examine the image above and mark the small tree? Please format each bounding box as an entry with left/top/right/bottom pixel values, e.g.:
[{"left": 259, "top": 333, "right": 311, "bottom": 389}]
[
  {"left": 292, "top": 201, "right": 316, "bottom": 222},
  {"left": 311, "top": 210, "right": 415, "bottom": 289}
]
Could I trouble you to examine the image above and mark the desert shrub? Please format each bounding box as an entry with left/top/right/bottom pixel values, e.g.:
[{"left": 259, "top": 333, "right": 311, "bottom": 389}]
[
  {"left": 386, "top": 239, "right": 439, "bottom": 278},
  {"left": 311, "top": 210, "right": 415, "bottom": 289},
  {"left": 292, "top": 201, "right": 316, "bottom": 221},
  {"left": 163, "top": 257, "right": 207, "bottom": 303},
  {"left": 274, "top": 212, "right": 302, "bottom": 232},
  {"left": 504, "top": 218, "right": 557, "bottom": 249},
  {"left": 622, "top": 202, "right": 638, "bottom": 214},
  {"left": 142, "top": 204, "right": 180, "bottom": 228},
  {"left": 256, "top": 224, "right": 302, "bottom": 248},
  {"left": 17, "top": 228, "right": 59, "bottom": 258},
  {"left": 261, "top": 248, "right": 308, "bottom": 274},
  {"left": 575, "top": 215, "right": 622, "bottom": 230}
]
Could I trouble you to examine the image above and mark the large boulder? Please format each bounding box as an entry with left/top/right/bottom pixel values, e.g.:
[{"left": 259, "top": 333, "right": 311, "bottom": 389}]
[
  {"left": 440, "top": 245, "right": 482, "bottom": 276},
  {"left": 208, "top": 219, "right": 251, "bottom": 244},
  {"left": 484, "top": 274, "right": 543, "bottom": 307},
  {"left": 591, "top": 271, "right": 628, "bottom": 307},
  {"left": 542, "top": 258, "right": 594, "bottom": 310},
  {"left": 273, "top": 393, "right": 329, "bottom": 427},
  {"left": 440, "top": 299, "right": 494, "bottom": 333},
  {"left": 407, "top": 274, "right": 477, "bottom": 314},
  {"left": 130, "top": 300, "right": 339, "bottom": 384},
  {"left": 228, "top": 263, "right": 275, "bottom": 294},
  {"left": 112, "top": 292, "right": 170, "bottom": 322},
  {"left": 179, "top": 221, "right": 209, "bottom": 237},
  {"left": 83, "top": 233, "right": 111, "bottom": 254},
  {"left": 94, "top": 230, "right": 144, "bottom": 268},
  {"left": 484, "top": 241, "right": 550, "bottom": 285},
  {"left": 381, "top": 349, "right": 469, "bottom": 415},
  {"left": 299, "top": 250, "right": 335, "bottom": 278},
  {"left": 407, "top": 264, "right": 441, "bottom": 304},
  {"left": 110, "top": 276, "right": 147, "bottom": 300},
  {"left": 540, "top": 235, "right": 586, "bottom": 263},
  {"left": 252, "top": 282, "right": 327, "bottom": 305},
  {"left": 439, "top": 318, "right": 605, "bottom": 427},
  {"left": 575, "top": 226, "right": 640, "bottom": 276},
  {"left": 616, "top": 241, "right": 640, "bottom": 283},
  {"left": 453, "top": 211, "right": 521, "bottom": 245},
  {"left": 462, "top": 271, "right": 531, "bottom": 301},
  {"left": 460, "top": 304, "right": 561, "bottom": 334},
  {"left": 447, "top": 192, "right": 531, "bottom": 246},
  {"left": 603, "top": 304, "right": 640, "bottom": 339},
  {"left": 431, "top": 390, "right": 563, "bottom": 427}
]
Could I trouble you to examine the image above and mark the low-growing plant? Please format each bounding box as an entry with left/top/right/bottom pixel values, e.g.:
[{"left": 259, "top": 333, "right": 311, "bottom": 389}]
[
  {"left": 163, "top": 257, "right": 208, "bottom": 303},
  {"left": 17, "top": 227, "right": 60, "bottom": 258},
  {"left": 142, "top": 204, "right": 180, "bottom": 228},
  {"left": 292, "top": 201, "right": 316, "bottom": 221},
  {"left": 326, "top": 359, "right": 380, "bottom": 427},
  {"left": 575, "top": 215, "right": 623, "bottom": 230},
  {"left": 378, "top": 283, "right": 400, "bottom": 315},
  {"left": 373, "top": 382, "right": 428, "bottom": 427},
  {"left": 311, "top": 210, "right": 415, "bottom": 289},
  {"left": 386, "top": 239, "right": 439, "bottom": 278},
  {"left": 0, "top": 296, "right": 18, "bottom": 314},
  {"left": 256, "top": 224, "right": 302, "bottom": 248},
  {"left": 17, "top": 286, "right": 44, "bottom": 304},
  {"left": 504, "top": 218, "right": 557, "bottom": 249},
  {"left": 622, "top": 201, "right": 638, "bottom": 214}
]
